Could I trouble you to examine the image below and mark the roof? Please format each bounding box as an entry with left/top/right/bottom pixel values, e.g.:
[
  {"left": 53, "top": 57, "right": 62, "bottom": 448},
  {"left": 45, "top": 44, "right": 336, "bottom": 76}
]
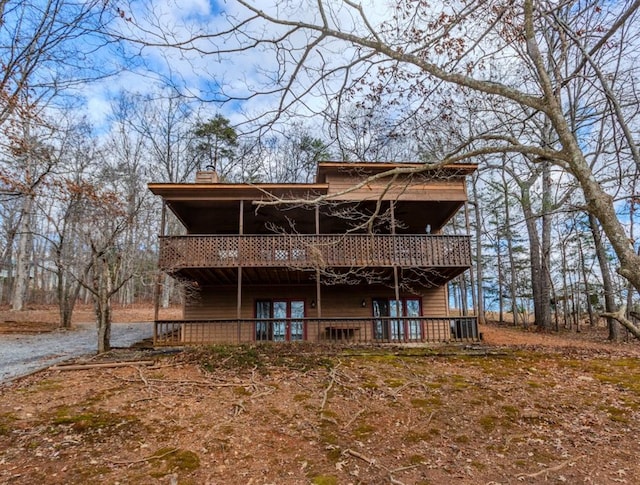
[
  {"left": 315, "top": 161, "right": 477, "bottom": 182},
  {"left": 147, "top": 162, "right": 478, "bottom": 198}
]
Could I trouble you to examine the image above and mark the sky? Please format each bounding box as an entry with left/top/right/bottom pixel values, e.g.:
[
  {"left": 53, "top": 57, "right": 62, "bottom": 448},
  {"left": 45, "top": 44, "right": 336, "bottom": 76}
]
[{"left": 73, "top": 0, "right": 392, "bottom": 132}]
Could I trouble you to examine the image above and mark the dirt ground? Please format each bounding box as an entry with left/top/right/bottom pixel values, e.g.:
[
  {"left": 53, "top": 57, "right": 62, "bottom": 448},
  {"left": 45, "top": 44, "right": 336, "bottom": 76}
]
[
  {"left": 0, "top": 304, "right": 181, "bottom": 333},
  {"left": 1, "top": 310, "right": 640, "bottom": 484}
]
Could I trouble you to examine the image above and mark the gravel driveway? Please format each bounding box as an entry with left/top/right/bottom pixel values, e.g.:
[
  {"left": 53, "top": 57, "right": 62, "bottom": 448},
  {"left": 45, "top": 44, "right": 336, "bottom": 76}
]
[{"left": 0, "top": 322, "right": 154, "bottom": 384}]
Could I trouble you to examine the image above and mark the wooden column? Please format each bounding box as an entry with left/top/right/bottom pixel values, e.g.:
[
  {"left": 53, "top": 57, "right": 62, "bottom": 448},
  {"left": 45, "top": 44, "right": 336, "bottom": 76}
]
[
  {"left": 390, "top": 200, "right": 401, "bottom": 338},
  {"left": 237, "top": 200, "right": 244, "bottom": 342},
  {"left": 390, "top": 200, "right": 400, "bottom": 305},
  {"left": 316, "top": 270, "right": 322, "bottom": 318},
  {"left": 463, "top": 201, "right": 474, "bottom": 317},
  {"left": 315, "top": 205, "right": 322, "bottom": 317},
  {"left": 237, "top": 267, "right": 242, "bottom": 342},
  {"left": 153, "top": 201, "right": 167, "bottom": 342},
  {"left": 390, "top": 200, "right": 396, "bottom": 236}
]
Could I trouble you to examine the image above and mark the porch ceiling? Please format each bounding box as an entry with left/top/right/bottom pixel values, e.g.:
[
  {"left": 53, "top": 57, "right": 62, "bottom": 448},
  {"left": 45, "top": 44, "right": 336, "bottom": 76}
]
[{"left": 165, "top": 199, "right": 464, "bottom": 234}]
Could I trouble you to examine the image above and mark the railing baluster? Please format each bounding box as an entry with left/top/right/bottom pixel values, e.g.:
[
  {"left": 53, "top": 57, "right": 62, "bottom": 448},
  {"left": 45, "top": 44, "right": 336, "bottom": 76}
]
[{"left": 154, "top": 316, "right": 478, "bottom": 346}]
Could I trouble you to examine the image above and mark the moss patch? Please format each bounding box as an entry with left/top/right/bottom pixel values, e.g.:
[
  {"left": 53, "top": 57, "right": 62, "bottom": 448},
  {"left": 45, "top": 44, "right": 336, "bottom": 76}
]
[{"left": 148, "top": 447, "right": 200, "bottom": 477}]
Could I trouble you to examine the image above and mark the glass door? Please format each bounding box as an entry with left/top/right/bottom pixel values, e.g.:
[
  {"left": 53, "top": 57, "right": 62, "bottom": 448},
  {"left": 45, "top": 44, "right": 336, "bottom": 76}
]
[
  {"left": 390, "top": 300, "right": 405, "bottom": 341},
  {"left": 256, "top": 301, "right": 272, "bottom": 341},
  {"left": 290, "top": 301, "right": 304, "bottom": 341},
  {"left": 373, "top": 299, "right": 390, "bottom": 340},
  {"left": 272, "top": 301, "right": 287, "bottom": 341},
  {"left": 406, "top": 299, "right": 422, "bottom": 340},
  {"left": 373, "top": 298, "right": 422, "bottom": 341},
  {"left": 255, "top": 300, "right": 305, "bottom": 341}
]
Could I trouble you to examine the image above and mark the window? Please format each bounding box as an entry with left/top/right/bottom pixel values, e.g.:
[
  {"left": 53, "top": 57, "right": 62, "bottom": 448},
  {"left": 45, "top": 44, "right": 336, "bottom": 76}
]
[
  {"left": 373, "top": 297, "right": 422, "bottom": 341},
  {"left": 255, "top": 300, "right": 305, "bottom": 341}
]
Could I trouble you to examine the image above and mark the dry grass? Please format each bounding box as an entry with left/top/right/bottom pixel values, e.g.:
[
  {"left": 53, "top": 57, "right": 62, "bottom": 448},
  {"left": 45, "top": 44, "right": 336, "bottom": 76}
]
[{"left": 1, "top": 320, "right": 640, "bottom": 484}]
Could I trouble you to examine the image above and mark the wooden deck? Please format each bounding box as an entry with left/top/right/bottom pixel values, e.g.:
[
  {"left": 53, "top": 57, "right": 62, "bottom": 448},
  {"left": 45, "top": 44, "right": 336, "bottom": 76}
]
[
  {"left": 158, "top": 234, "right": 472, "bottom": 270},
  {"left": 154, "top": 316, "right": 479, "bottom": 345}
]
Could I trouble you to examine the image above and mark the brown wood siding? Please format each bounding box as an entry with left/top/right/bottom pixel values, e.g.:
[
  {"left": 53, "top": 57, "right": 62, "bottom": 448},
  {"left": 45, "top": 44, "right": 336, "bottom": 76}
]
[
  {"left": 422, "top": 287, "right": 448, "bottom": 315},
  {"left": 181, "top": 284, "right": 451, "bottom": 343},
  {"left": 325, "top": 175, "right": 467, "bottom": 202},
  {"left": 184, "top": 284, "right": 448, "bottom": 320}
]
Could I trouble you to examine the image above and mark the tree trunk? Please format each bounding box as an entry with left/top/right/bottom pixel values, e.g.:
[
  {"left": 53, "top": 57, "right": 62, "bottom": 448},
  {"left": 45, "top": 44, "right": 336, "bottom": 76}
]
[
  {"left": 496, "top": 234, "right": 504, "bottom": 324},
  {"left": 11, "top": 194, "right": 34, "bottom": 311},
  {"left": 94, "top": 254, "right": 113, "bottom": 354},
  {"left": 471, "top": 179, "right": 486, "bottom": 325},
  {"left": 540, "top": 162, "right": 553, "bottom": 329},
  {"left": 561, "top": 241, "right": 570, "bottom": 329},
  {"left": 502, "top": 174, "right": 519, "bottom": 327},
  {"left": 96, "top": 297, "right": 111, "bottom": 354},
  {"left": 57, "top": 268, "right": 75, "bottom": 329},
  {"left": 520, "top": 182, "right": 551, "bottom": 330},
  {"left": 577, "top": 232, "right": 595, "bottom": 327}
]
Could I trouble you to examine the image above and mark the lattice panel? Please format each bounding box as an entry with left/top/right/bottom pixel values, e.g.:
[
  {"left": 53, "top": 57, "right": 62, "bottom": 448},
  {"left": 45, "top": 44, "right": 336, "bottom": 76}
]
[{"left": 159, "top": 234, "right": 471, "bottom": 269}]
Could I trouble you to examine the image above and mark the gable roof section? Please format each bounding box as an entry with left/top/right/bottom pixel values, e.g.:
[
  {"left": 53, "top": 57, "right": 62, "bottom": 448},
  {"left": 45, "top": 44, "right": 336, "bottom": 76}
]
[{"left": 315, "top": 161, "right": 477, "bottom": 183}]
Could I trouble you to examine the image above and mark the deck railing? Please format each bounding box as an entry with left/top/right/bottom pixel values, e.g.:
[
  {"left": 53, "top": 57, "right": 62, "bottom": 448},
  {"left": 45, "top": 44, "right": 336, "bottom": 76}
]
[
  {"left": 159, "top": 234, "right": 471, "bottom": 269},
  {"left": 154, "top": 316, "right": 479, "bottom": 346}
]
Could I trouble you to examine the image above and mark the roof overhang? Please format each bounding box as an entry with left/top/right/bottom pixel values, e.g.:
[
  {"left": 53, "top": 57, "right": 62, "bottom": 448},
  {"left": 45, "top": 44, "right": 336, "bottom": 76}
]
[{"left": 147, "top": 183, "right": 329, "bottom": 201}]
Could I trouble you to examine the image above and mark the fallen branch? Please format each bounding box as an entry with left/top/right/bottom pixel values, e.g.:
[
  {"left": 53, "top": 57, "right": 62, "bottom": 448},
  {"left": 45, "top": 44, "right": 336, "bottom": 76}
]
[
  {"left": 343, "top": 448, "right": 411, "bottom": 485},
  {"left": 342, "top": 408, "right": 365, "bottom": 430},
  {"left": 320, "top": 363, "right": 340, "bottom": 413},
  {"left": 50, "top": 360, "right": 155, "bottom": 371},
  {"left": 344, "top": 448, "right": 377, "bottom": 467},
  {"left": 112, "top": 447, "right": 178, "bottom": 466},
  {"left": 601, "top": 305, "right": 640, "bottom": 340},
  {"left": 136, "top": 366, "right": 149, "bottom": 387},
  {"left": 517, "top": 455, "right": 584, "bottom": 480}
]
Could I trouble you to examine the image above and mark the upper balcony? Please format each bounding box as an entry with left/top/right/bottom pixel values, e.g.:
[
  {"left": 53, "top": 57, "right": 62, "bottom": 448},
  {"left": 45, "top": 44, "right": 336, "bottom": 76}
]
[{"left": 159, "top": 234, "right": 471, "bottom": 271}]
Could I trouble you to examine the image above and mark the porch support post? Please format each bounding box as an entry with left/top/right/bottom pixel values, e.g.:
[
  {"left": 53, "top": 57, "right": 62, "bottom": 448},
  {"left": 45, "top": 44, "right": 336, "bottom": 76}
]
[
  {"left": 393, "top": 266, "right": 401, "bottom": 307},
  {"left": 237, "top": 267, "right": 242, "bottom": 343},
  {"left": 390, "top": 200, "right": 396, "bottom": 235},
  {"left": 391, "top": 201, "right": 402, "bottom": 339},
  {"left": 315, "top": 205, "right": 322, "bottom": 318},
  {"left": 316, "top": 269, "right": 322, "bottom": 318},
  {"left": 463, "top": 201, "right": 474, "bottom": 317},
  {"left": 390, "top": 200, "right": 400, "bottom": 298},
  {"left": 153, "top": 200, "right": 167, "bottom": 341},
  {"left": 237, "top": 200, "right": 244, "bottom": 343}
]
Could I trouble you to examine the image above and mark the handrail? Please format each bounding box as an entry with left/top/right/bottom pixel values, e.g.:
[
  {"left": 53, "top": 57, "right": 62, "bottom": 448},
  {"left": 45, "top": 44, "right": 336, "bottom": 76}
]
[{"left": 154, "top": 316, "right": 479, "bottom": 345}]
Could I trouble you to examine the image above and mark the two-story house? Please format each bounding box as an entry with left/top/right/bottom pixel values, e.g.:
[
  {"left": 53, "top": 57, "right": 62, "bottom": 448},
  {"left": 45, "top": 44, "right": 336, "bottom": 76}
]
[{"left": 148, "top": 161, "right": 478, "bottom": 345}]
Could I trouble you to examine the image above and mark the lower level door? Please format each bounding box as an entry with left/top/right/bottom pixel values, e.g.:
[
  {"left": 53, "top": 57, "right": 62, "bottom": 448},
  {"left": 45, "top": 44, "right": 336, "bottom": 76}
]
[
  {"left": 256, "top": 300, "right": 305, "bottom": 341},
  {"left": 373, "top": 298, "right": 422, "bottom": 341}
]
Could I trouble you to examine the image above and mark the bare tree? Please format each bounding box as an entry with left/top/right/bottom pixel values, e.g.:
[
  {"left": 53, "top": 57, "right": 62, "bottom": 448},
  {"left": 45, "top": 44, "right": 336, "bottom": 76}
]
[
  {"left": 0, "top": 0, "right": 118, "bottom": 128},
  {"left": 114, "top": 0, "right": 640, "bottom": 334}
]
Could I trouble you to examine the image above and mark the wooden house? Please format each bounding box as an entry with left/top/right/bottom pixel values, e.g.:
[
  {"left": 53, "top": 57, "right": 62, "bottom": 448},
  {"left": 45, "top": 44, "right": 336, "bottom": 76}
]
[{"left": 148, "top": 162, "right": 478, "bottom": 345}]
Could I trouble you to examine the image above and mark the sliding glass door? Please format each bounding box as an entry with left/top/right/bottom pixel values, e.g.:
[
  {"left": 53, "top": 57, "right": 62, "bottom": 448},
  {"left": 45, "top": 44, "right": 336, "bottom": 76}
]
[
  {"left": 256, "top": 300, "right": 305, "bottom": 341},
  {"left": 373, "top": 298, "right": 422, "bottom": 341}
]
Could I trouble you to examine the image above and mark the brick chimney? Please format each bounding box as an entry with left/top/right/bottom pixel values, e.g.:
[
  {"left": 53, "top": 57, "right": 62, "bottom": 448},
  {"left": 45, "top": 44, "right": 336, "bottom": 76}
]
[{"left": 195, "top": 170, "right": 219, "bottom": 183}]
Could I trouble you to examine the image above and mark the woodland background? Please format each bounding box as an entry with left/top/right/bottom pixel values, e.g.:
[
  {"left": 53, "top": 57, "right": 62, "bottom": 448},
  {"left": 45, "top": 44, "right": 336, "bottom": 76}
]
[{"left": 1, "top": 0, "right": 640, "bottom": 341}]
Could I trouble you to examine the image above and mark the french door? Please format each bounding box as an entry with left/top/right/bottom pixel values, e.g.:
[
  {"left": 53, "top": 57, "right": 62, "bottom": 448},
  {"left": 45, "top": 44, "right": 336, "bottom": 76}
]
[
  {"left": 373, "top": 298, "right": 422, "bottom": 341},
  {"left": 256, "top": 300, "right": 305, "bottom": 341}
]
